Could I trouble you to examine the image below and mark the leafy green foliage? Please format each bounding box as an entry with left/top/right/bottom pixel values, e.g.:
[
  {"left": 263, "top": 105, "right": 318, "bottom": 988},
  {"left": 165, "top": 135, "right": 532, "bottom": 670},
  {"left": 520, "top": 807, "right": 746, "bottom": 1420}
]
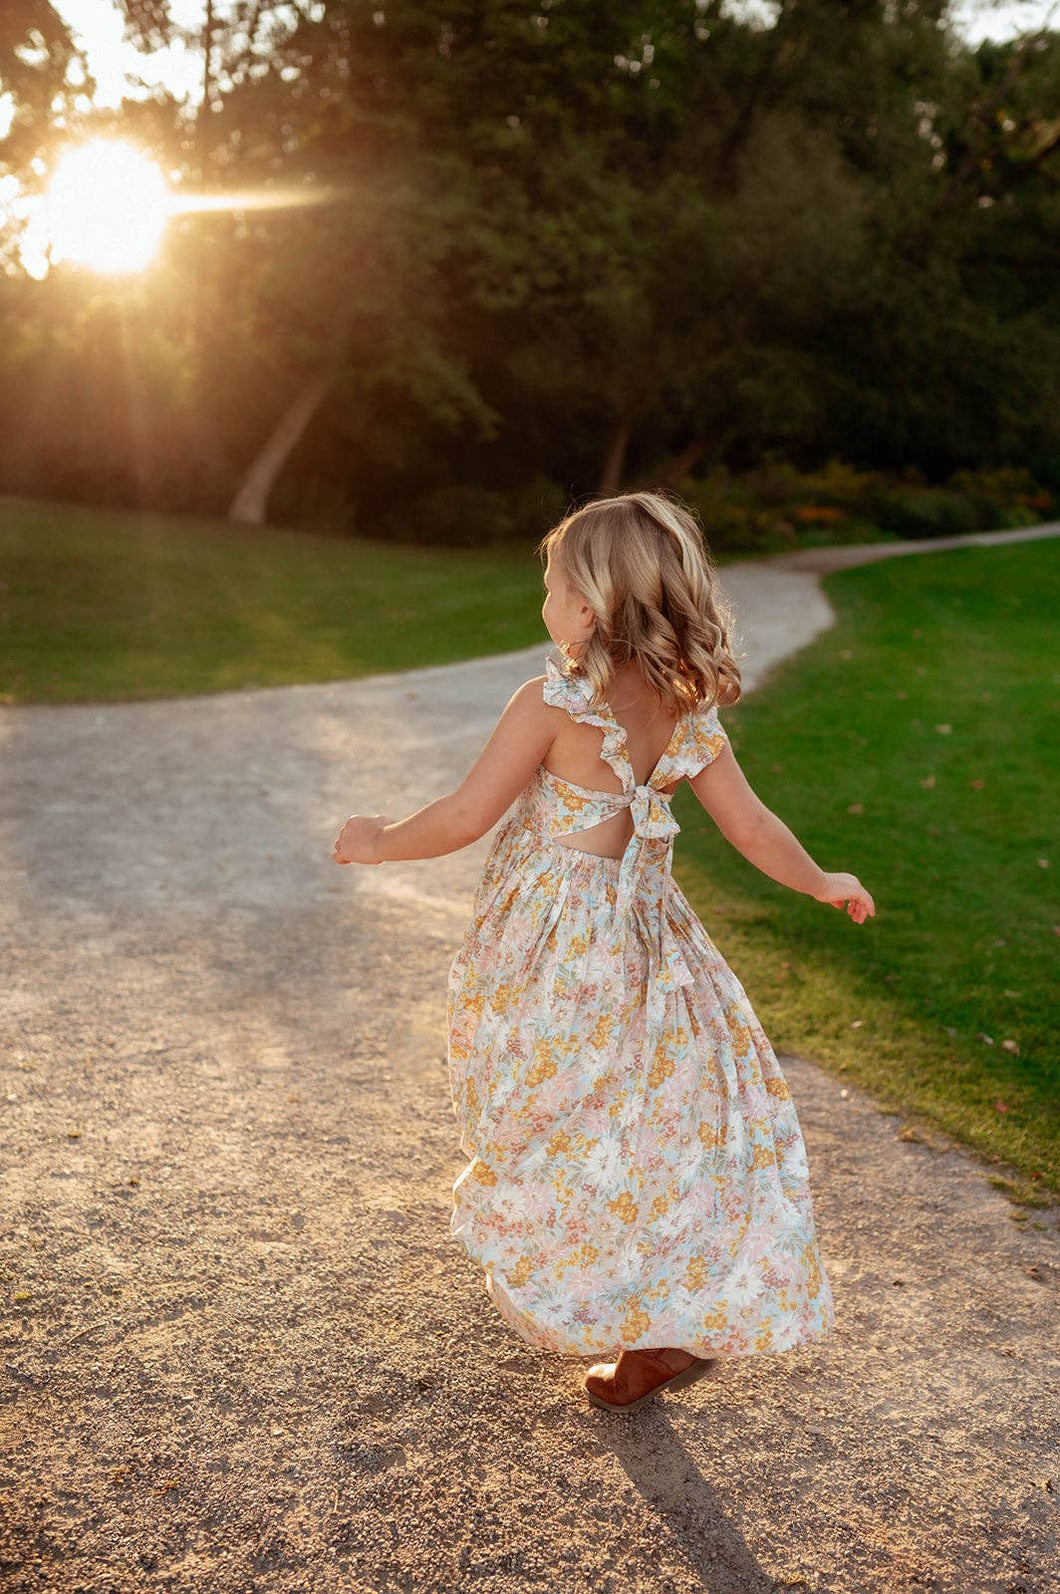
[{"left": 1, "top": 3, "right": 1058, "bottom": 533}]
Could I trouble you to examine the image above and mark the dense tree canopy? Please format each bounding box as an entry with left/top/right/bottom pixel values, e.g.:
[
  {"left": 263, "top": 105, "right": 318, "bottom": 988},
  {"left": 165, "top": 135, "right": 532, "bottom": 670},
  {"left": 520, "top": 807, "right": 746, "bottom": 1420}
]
[{"left": 1, "top": 1, "right": 1057, "bottom": 540}]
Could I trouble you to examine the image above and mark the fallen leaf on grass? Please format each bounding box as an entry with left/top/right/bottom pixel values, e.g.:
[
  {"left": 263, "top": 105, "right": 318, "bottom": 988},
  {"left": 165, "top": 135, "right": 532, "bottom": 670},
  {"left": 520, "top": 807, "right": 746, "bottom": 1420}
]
[
  {"left": 993, "top": 1100, "right": 1010, "bottom": 1114},
  {"left": 847, "top": 803, "right": 863, "bottom": 815},
  {"left": 978, "top": 1033, "right": 995, "bottom": 1045},
  {"left": 934, "top": 723, "right": 952, "bottom": 735},
  {"left": 970, "top": 778, "right": 984, "bottom": 790},
  {"left": 919, "top": 774, "right": 936, "bottom": 789},
  {"left": 1001, "top": 1039, "right": 1020, "bottom": 1055}
]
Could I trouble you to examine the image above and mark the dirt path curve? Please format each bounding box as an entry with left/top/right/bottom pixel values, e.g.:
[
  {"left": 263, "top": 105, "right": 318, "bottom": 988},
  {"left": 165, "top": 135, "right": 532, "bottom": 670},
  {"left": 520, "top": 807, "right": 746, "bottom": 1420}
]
[{"left": 2, "top": 524, "right": 1057, "bottom": 1594}]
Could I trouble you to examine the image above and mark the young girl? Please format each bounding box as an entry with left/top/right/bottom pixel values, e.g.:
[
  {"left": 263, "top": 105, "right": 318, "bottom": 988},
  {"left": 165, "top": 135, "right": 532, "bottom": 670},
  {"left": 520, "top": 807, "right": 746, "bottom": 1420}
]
[{"left": 332, "top": 490, "right": 874, "bottom": 1414}]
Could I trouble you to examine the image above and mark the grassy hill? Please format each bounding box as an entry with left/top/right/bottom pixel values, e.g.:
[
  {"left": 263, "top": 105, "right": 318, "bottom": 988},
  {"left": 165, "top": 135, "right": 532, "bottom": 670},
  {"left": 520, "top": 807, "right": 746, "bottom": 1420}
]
[{"left": 0, "top": 495, "right": 547, "bottom": 704}]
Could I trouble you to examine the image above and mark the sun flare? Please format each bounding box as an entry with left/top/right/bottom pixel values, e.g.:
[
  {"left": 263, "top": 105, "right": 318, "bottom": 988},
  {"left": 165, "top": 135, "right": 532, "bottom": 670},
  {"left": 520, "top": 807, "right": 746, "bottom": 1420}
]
[{"left": 45, "top": 140, "right": 171, "bottom": 274}]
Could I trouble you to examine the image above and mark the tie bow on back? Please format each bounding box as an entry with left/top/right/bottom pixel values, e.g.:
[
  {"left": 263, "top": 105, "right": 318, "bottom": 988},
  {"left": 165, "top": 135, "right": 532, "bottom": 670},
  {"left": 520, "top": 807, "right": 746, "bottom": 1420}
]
[{"left": 626, "top": 785, "right": 680, "bottom": 841}]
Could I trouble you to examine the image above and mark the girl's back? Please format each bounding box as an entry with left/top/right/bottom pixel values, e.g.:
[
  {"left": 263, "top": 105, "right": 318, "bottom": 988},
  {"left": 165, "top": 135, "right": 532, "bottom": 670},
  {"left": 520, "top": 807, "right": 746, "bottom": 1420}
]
[{"left": 541, "top": 659, "right": 686, "bottom": 859}]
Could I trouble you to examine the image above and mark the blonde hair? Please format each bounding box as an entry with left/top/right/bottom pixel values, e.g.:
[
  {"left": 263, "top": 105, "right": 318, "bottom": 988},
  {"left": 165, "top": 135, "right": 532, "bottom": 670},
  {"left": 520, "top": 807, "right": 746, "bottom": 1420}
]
[{"left": 535, "top": 489, "right": 742, "bottom": 715}]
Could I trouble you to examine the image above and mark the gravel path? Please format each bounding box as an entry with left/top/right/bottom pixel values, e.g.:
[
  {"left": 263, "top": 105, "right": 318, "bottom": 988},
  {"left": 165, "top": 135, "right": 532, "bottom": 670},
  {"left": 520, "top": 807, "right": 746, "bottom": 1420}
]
[{"left": 2, "top": 525, "right": 1058, "bottom": 1594}]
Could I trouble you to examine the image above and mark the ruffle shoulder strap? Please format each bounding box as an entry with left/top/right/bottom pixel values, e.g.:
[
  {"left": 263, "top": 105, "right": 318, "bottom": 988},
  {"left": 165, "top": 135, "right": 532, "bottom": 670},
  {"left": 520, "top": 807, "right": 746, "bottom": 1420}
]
[
  {"left": 661, "top": 696, "right": 730, "bottom": 783},
  {"left": 542, "top": 653, "right": 633, "bottom": 791}
]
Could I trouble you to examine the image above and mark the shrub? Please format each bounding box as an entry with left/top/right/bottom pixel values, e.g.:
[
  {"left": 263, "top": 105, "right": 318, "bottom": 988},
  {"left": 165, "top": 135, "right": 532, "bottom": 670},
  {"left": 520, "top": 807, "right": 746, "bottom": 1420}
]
[
  {"left": 371, "top": 475, "right": 569, "bottom": 547},
  {"left": 675, "top": 472, "right": 785, "bottom": 554},
  {"left": 791, "top": 505, "right": 846, "bottom": 523},
  {"left": 377, "top": 482, "right": 516, "bottom": 546},
  {"left": 945, "top": 466, "right": 1056, "bottom": 530},
  {"left": 508, "top": 475, "right": 570, "bottom": 543},
  {"left": 866, "top": 486, "right": 980, "bottom": 539},
  {"left": 786, "top": 456, "right": 890, "bottom": 514}
]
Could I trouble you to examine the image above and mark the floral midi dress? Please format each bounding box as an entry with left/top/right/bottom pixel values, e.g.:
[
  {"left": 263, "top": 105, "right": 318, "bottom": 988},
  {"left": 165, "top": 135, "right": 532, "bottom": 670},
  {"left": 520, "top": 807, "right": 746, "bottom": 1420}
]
[{"left": 446, "top": 652, "right": 835, "bottom": 1360}]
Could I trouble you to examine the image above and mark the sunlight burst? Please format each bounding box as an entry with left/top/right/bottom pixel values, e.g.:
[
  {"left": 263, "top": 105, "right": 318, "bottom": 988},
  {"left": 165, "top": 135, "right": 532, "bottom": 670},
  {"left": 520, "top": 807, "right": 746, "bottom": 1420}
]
[{"left": 45, "top": 140, "right": 171, "bottom": 274}]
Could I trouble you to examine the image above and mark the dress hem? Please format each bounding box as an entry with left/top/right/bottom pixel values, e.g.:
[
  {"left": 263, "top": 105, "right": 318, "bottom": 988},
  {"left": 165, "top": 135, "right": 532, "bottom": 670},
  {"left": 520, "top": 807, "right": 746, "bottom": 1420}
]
[{"left": 482, "top": 1261, "right": 835, "bottom": 1362}]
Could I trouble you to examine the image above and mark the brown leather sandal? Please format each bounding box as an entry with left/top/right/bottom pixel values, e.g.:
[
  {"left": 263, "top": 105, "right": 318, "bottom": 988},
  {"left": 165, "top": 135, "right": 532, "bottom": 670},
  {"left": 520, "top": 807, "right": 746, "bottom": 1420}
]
[{"left": 581, "top": 1347, "right": 720, "bottom": 1413}]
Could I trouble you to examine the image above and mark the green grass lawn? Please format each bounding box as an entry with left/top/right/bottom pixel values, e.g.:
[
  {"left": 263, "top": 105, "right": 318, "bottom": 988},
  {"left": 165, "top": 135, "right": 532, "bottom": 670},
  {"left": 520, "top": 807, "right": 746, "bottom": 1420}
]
[
  {"left": 673, "top": 540, "right": 1059, "bottom": 1206},
  {"left": 0, "top": 493, "right": 901, "bottom": 704},
  {"left": 0, "top": 495, "right": 550, "bottom": 703}
]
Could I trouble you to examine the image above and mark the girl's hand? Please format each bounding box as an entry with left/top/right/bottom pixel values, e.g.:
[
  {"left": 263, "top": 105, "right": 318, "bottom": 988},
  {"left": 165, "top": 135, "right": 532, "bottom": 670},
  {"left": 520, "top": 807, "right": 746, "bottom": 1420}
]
[
  {"left": 814, "top": 871, "right": 875, "bottom": 924},
  {"left": 331, "top": 814, "right": 389, "bottom": 866}
]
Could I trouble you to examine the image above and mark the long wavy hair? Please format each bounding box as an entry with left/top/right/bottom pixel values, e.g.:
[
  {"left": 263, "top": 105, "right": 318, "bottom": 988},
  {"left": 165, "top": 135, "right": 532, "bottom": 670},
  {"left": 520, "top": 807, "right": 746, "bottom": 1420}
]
[{"left": 534, "top": 489, "right": 742, "bottom": 715}]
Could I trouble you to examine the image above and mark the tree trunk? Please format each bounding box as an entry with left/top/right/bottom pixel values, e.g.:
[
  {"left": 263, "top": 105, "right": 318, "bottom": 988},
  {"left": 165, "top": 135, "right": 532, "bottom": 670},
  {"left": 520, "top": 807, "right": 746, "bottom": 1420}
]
[
  {"left": 639, "top": 439, "right": 707, "bottom": 492},
  {"left": 599, "top": 414, "right": 632, "bottom": 496},
  {"left": 202, "top": 0, "right": 214, "bottom": 114},
  {"left": 228, "top": 373, "right": 330, "bottom": 526}
]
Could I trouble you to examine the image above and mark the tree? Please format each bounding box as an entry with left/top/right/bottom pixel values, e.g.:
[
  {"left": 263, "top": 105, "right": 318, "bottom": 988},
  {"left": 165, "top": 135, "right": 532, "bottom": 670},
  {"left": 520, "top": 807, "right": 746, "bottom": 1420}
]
[
  {"left": 1, "top": 1, "right": 1055, "bottom": 531},
  {"left": 0, "top": 2, "right": 86, "bottom": 269}
]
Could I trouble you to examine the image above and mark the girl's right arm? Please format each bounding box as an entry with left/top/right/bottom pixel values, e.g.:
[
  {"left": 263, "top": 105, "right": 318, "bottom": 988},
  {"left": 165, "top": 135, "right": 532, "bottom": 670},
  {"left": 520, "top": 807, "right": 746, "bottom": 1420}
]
[
  {"left": 687, "top": 746, "right": 875, "bottom": 925},
  {"left": 332, "top": 676, "right": 557, "bottom": 866}
]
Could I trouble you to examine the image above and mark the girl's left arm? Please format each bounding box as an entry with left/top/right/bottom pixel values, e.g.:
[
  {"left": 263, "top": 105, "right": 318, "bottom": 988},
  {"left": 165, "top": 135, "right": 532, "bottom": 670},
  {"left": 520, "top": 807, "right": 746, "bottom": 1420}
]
[
  {"left": 687, "top": 743, "right": 875, "bottom": 923},
  {"left": 332, "top": 677, "right": 555, "bottom": 865}
]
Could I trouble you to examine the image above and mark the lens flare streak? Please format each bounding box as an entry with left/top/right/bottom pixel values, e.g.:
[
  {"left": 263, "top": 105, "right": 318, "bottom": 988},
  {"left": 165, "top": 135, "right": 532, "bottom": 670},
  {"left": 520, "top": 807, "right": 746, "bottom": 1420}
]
[
  {"left": 171, "top": 187, "right": 343, "bottom": 215},
  {"left": 21, "top": 137, "right": 346, "bottom": 279}
]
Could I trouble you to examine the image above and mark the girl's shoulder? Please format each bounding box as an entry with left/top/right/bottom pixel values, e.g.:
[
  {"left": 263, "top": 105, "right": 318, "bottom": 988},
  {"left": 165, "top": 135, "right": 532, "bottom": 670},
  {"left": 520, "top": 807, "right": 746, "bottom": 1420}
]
[
  {"left": 496, "top": 673, "right": 560, "bottom": 742},
  {"left": 503, "top": 672, "right": 550, "bottom": 717}
]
